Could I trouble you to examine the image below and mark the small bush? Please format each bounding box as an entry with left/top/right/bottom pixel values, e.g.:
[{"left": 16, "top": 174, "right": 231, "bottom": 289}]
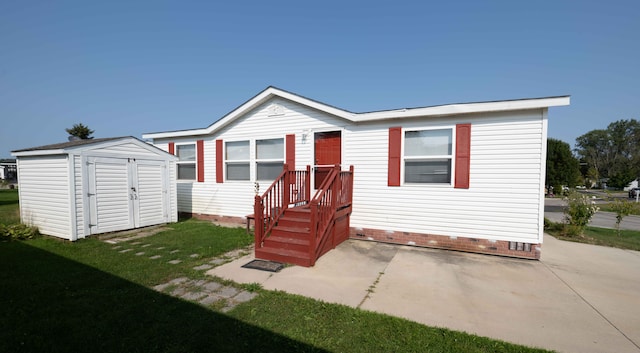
[
  {"left": 564, "top": 191, "right": 599, "bottom": 236},
  {"left": 608, "top": 198, "right": 637, "bottom": 236},
  {"left": 0, "top": 223, "right": 39, "bottom": 240}
]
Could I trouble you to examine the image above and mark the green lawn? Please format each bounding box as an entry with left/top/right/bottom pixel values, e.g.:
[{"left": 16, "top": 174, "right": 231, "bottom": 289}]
[
  {"left": 0, "top": 190, "right": 552, "bottom": 352},
  {"left": 545, "top": 219, "right": 640, "bottom": 251},
  {"left": 0, "top": 189, "right": 20, "bottom": 225}
]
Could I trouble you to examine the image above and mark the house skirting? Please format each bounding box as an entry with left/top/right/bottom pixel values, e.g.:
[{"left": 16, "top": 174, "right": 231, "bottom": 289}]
[
  {"left": 349, "top": 227, "right": 541, "bottom": 260},
  {"left": 183, "top": 212, "right": 540, "bottom": 260}
]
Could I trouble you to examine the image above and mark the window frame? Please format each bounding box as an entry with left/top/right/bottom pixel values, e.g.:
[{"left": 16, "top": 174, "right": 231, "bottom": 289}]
[
  {"left": 175, "top": 143, "right": 197, "bottom": 181},
  {"left": 402, "top": 127, "right": 456, "bottom": 185},
  {"left": 225, "top": 140, "right": 251, "bottom": 181},
  {"left": 255, "top": 137, "right": 285, "bottom": 181}
]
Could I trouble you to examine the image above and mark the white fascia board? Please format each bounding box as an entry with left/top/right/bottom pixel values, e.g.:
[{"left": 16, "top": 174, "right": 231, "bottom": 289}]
[
  {"left": 142, "top": 87, "right": 356, "bottom": 140},
  {"left": 12, "top": 149, "right": 67, "bottom": 157},
  {"left": 352, "top": 96, "right": 571, "bottom": 122}
]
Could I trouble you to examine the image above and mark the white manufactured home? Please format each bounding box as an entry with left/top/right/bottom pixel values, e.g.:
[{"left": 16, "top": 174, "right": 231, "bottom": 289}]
[
  {"left": 143, "top": 87, "right": 570, "bottom": 265},
  {"left": 12, "top": 137, "right": 178, "bottom": 241}
]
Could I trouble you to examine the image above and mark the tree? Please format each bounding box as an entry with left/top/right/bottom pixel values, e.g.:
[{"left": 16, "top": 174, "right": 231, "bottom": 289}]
[
  {"left": 575, "top": 119, "right": 640, "bottom": 188},
  {"left": 546, "top": 138, "right": 581, "bottom": 188},
  {"left": 65, "top": 123, "right": 94, "bottom": 140}
]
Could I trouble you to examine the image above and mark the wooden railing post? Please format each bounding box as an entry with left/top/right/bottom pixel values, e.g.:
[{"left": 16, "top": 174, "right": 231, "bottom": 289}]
[
  {"left": 305, "top": 165, "right": 311, "bottom": 203},
  {"left": 254, "top": 195, "right": 264, "bottom": 247},
  {"left": 283, "top": 164, "right": 290, "bottom": 210},
  {"left": 348, "top": 165, "right": 354, "bottom": 206},
  {"left": 309, "top": 200, "right": 318, "bottom": 266}
]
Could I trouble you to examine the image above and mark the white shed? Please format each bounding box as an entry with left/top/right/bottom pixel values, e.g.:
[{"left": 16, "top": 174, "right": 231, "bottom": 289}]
[{"left": 12, "top": 137, "right": 178, "bottom": 241}]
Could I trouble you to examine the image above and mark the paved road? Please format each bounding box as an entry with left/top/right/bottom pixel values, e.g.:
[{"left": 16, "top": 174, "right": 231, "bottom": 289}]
[{"left": 545, "top": 197, "right": 640, "bottom": 231}]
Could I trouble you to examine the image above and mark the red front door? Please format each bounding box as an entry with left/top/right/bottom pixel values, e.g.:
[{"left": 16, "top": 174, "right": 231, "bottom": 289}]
[{"left": 314, "top": 131, "right": 341, "bottom": 188}]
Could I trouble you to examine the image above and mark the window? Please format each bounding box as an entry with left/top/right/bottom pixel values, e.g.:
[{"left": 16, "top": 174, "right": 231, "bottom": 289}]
[
  {"left": 256, "top": 138, "right": 284, "bottom": 180},
  {"left": 176, "top": 144, "right": 196, "bottom": 180},
  {"left": 226, "top": 141, "right": 250, "bottom": 180},
  {"left": 404, "top": 129, "right": 452, "bottom": 183}
]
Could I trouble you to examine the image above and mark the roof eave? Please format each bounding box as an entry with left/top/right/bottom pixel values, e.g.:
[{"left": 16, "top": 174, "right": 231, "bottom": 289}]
[
  {"left": 142, "top": 87, "right": 356, "bottom": 140},
  {"left": 352, "top": 96, "right": 571, "bottom": 122}
]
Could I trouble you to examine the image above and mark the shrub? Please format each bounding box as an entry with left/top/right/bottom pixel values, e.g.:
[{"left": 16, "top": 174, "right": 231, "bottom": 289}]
[
  {"left": 0, "top": 223, "right": 39, "bottom": 240},
  {"left": 563, "top": 191, "right": 599, "bottom": 236},
  {"left": 608, "top": 198, "right": 637, "bottom": 236}
]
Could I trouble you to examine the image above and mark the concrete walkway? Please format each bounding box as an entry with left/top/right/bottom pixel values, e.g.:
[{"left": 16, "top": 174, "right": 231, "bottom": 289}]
[{"left": 207, "top": 237, "right": 640, "bottom": 353}]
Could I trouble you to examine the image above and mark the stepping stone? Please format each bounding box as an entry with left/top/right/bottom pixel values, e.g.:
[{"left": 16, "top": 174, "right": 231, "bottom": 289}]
[
  {"left": 149, "top": 255, "right": 162, "bottom": 259},
  {"left": 234, "top": 291, "right": 258, "bottom": 303},
  {"left": 181, "top": 291, "right": 208, "bottom": 301},
  {"left": 141, "top": 244, "right": 151, "bottom": 248},
  {"left": 221, "top": 303, "right": 237, "bottom": 313},
  {"left": 135, "top": 252, "right": 145, "bottom": 256},
  {"left": 112, "top": 246, "right": 122, "bottom": 250},
  {"left": 199, "top": 295, "right": 223, "bottom": 306},
  {"left": 217, "top": 286, "right": 239, "bottom": 298},
  {"left": 171, "top": 287, "right": 186, "bottom": 296},
  {"left": 119, "top": 249, "right": 133, "bottom": 253},
  {"left": 131, "top": 241, "right": 142, "bottom": 245},
  {"left": 105, "top": 240, "right": 117, "bottom": 244},
  {"left": 153, "top": 283, "right": 170, "bottom": 292},
  {"left": 156, "top": 247, "right": 165, "bottom": 250},
  {"left": 168, "top": 277, "right": 189, "bottom": 285},
  {"left": 168, "top": 259, "right": 182, "bottom": 265},
  {"left": 192, "top": 279, "right": 208, "bottom": 287},
  {"left": 190, "top": 254, "right": 199, "bottom": 258},
  {"left": 170, "top": 250, "right": 180, "bottom": 254},
  {"left": 209, "top": 258, "right": 226, "bottom": 265},
  {"left": 193, "top": 264, "right": 213, "bottom": 271},
  {"left": 203, "top": 282, "right": 222, "bottom": 292}
]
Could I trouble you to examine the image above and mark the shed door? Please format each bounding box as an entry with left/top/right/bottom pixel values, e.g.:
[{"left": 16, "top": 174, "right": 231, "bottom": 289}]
[
  {"left": 88, "top": 157, "right": 134, "bottom": 234},
  {"left": 314, "top": 131, "right": 341, "bottom": 188},
  {"left": 88, "top": 157, "right": 168, "bottom": 234}
]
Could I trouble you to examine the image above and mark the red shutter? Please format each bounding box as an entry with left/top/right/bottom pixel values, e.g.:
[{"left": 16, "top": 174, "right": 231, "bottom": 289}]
[
  {"left": 388, "top": 127, "right": 402, "bottom": 186},
  {"left": 168, "top": 142, "right": 175, "bottom": 155},
  {"left": 455, "top": 123, "right": 471, "bottom": 189},
  {"left": 286, "top": 134, "right": 296, "bottom": 170},
  {"left": 196, "top": 140, "right": 204, "bottom": 182},
  {"left": 216, "top": 139, "right": 223, "bottom": 183}
]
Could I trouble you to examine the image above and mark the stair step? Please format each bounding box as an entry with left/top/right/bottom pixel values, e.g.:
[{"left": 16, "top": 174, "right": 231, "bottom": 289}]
[
  {"left": 271, "top": 226, "right": 310, "bottom": 240},
  {"left": 255, "top": 247, "right": 311, "bottom": 267},
  {"left": 264, "top": 235, "right": 310, "bottom": 252},
  {"left": 278, "top": 217, "right": 310, "bottom": 228}
]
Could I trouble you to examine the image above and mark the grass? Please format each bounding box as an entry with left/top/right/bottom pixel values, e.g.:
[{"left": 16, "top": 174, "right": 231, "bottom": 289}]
[
  {"left": 598, "top": 201, "right": 640, "bottom": 215},
  {"left": 0, "top": 191, "right": 552, "bottom": 352},
  {"left": 545, "top": 218, "right": 640, "bottom": 251},
  {"left": 0, "top": 189, "right": 20, "bottom": 225}
]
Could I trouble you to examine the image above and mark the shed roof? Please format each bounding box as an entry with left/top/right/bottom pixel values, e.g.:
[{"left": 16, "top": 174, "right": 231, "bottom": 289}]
[
  {"left": 12, "top": 136, "right": 177, "bottom": 159},
  {"left": 142, "top": 86, "right": 571, "bottom": 140}
]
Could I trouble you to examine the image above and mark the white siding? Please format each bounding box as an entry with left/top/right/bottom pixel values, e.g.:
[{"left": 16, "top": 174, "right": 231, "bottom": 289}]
[
  {"left": 90, "top": 142, "right": 160, "bottom": 158},
  {"left": 17, "top": 155, "right": 71, "bottom": 239},
  {"left": 162, "top": 98, "right": 348, "bottom": 218},
  {"left": 347, "top": 110, "right": 545, "bottom": 243},
  {"left": 73, "top": 155, "right": 85, "bottom": 239}
]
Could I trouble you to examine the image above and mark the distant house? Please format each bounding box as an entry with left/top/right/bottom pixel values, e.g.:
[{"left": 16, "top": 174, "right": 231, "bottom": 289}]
[
  {"left": 143, "top": 86, "right": 570, "bottom": 264},
  {"left": 0, "top": 159, "right": 17, "bottom": 181}
]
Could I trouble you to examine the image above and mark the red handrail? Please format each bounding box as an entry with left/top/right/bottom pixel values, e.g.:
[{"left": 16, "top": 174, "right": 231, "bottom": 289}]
[
  {"left": 309, "top": 164, "right": 353, "bottom": 265},
  {"left": 254, "top": 164, "right": 310, "bottom": 247}
]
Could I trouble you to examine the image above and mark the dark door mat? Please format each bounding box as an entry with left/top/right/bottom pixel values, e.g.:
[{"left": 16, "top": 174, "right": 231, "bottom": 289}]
[{"left": 242, "top": 259, "right": 285, "bottom": 272}]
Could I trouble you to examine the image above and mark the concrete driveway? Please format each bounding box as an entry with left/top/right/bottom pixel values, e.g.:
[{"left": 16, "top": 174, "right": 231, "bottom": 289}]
[{"left": 208, "top": 237, "right": 640, "bottom": 353}]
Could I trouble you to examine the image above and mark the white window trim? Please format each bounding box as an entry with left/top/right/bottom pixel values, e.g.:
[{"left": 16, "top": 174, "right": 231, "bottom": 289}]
[
  {"left": 402, "top": 126, "right": 456, "bottom": 186},
  {"left": 256, "top": 137, "right": 285, "bottom": 181},
  {"left": 225, "top": 140, "right": 251, "bottom": 181},
  {"left": 176, "top": 143, "right": 197, "bottom": 182}
]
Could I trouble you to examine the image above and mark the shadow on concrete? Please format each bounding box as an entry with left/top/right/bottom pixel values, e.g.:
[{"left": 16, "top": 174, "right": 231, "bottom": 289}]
[{"left": 0, "top": 241, "right": 326, "bottom": 353}]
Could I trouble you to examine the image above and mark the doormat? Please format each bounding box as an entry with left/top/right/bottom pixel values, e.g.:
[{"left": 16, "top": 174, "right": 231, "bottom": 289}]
[{"left": 242, "top": 259, "right": 285, "bottom": 272}]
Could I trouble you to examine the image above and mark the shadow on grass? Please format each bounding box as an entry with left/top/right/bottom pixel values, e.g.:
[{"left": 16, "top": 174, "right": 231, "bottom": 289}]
[{"left": 0, "top": 241, "right": 326, "bottom": 353}]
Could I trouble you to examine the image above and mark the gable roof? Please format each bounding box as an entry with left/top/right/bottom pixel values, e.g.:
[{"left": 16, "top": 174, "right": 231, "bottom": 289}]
[
  {"left": 142, "top": 86, "right": 571, "bottom": 140},
  {"left": 12, "top": 136, "right": 177, "bottom": 159}
]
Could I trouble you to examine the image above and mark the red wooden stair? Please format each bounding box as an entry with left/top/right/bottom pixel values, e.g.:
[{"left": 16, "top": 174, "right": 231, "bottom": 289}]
[{"left": 253, "top": 164, "right": 353, "bottom": 267}]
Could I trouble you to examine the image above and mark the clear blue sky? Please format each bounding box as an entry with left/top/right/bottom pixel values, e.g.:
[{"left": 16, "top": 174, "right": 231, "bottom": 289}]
[{"left": 1, "top": 0, "right": 638, "bottom": 157}]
